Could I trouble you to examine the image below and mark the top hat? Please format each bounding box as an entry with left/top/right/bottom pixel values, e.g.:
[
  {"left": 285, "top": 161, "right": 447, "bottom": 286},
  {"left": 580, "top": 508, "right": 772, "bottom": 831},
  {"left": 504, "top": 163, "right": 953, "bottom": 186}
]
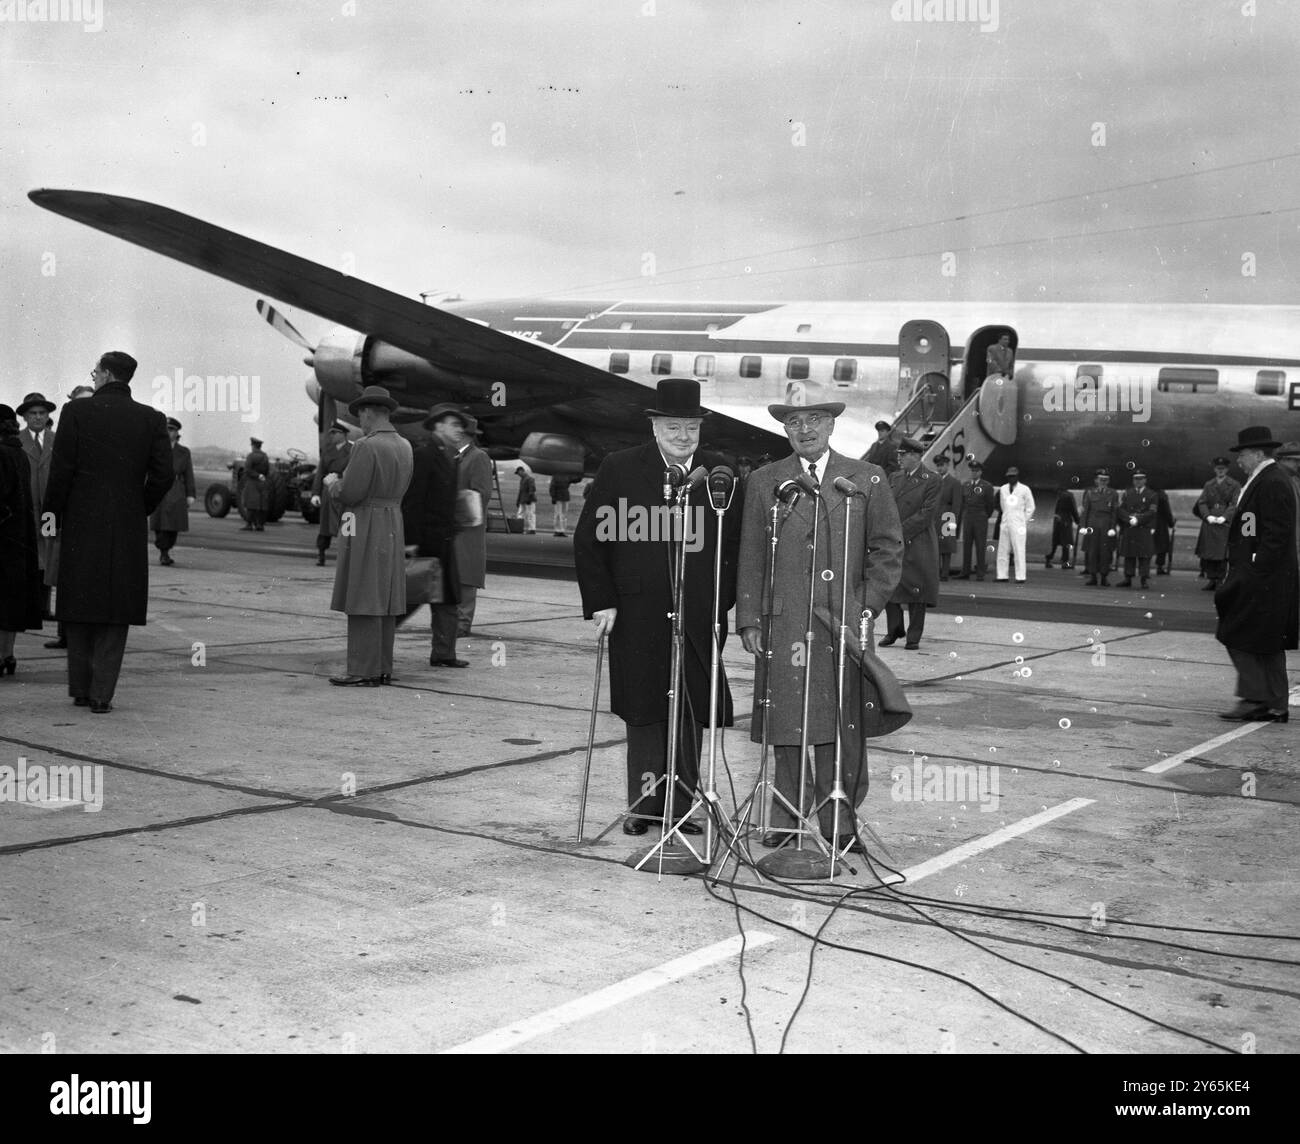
[
  {"left": 1229, "top": 425, "right": 1283, "bottom": 452},
  {"left": 423, "top": 402, "right": 470, "bottom": 429},
  {"left": 348, "top": 385, "right": 399, "bottom": 416},
  {"left": 647, "top": 378, "right": 711, "bottom": 419},
  {"left": 16, "top": 392, "right": 56, "bottom": 416},
  {"left": 165, "top": 417, "right": 182, "bottom": 431}
]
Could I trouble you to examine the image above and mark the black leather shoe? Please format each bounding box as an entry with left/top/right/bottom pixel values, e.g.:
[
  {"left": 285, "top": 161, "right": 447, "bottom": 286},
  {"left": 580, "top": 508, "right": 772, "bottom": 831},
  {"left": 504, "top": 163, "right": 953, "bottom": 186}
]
[
  {"left": 1220, "top": 703, "right": 1268, "bottom": 721},
  {"left": 315, "top": 553, "right": 326, "bottom": 566},
  {"left": 73, "top": 696, "right": 90, "bottom": 706},
  {"left": 877, "top": 634, "right": 900, "bottom": 647},
  {"left": 1244, "top": 707, "right": 1289, "bottom": 723},
  {"left": 379, "top": 674, "right": 392, "bottom": 685},
  {"left": 904, "top": 642, "right": 920, "bottom": 650},
  {"left": 45, "top": 639, "right": 67, "bottom": 649},
  {"left": 622, "top": 818, "right": 649, "bottom": 836},
  {"left": 955, "top": 572, "right": 971, "bottom": 580},
  {"left": 1062, "top": 563, "right": 1073, "bottom": 569},
  {"left": 432, "top": 658, "right": 469, "bottom": 668},
  {"left": 676, "top": 820, "right": 703, "bottom": 835},
  {"left": 90, "top": 700, "right": 112, "bottom": 714},
  {"left": 761, "top": 830, "right": 798, "bottom": 848},
  {"left": 329, "top": 675, "right": 381, "bottom": 686}
]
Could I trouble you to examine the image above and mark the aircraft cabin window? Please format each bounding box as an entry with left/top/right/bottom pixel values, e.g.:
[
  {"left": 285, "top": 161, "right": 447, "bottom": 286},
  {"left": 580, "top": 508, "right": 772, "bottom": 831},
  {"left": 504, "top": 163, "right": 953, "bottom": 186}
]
[
  {"left": 705, "top": 323, "right": 720, "bottom": 333},
  {"left": 651, "top": 353, "right": 673, "bottom": 375},
  {"left": 1076, "top": 364, "right": 1102, "bottom": 388},
  {"left": 694, "top": 354, "right": 716, "bottom": 378},
  {"left": 1157, "top": 367, "right": 1218, "bottom": 393},
  {"left": 1256, "top": 369, "right": 1286, "bottom": 396},
  {"left": 619, "top": 321, "right": 634, "bottom": 331},
  {"left": 786, "top": 357, "right": 810, "bottom": 381},
  {"left": 833, "top": 359, "right": 858, "bottom": 383},
  {"left": 797, "top": 324, "right": 812, "bottom": 334},
  {"left": 562, "top": 320, "right": 578, "bottom": 330},
  {"left": 609, "top": 352, "right": 630, "bottom": 374},
  {"left": 739, "top": 355, "right": 762, "bottom": 379}
]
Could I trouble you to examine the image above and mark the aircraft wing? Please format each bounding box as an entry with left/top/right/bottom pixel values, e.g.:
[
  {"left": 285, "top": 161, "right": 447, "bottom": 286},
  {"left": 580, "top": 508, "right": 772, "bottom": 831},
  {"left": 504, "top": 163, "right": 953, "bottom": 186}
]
[{"left": 27, "top": 189, "right": 780, "bottom": 454}]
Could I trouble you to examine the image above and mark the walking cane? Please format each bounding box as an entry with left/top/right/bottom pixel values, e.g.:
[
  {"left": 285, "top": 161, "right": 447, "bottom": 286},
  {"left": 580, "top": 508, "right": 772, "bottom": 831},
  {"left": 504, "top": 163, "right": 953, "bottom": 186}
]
[{"left": 576, "top": 630, "right": 606, "bottom": 842}]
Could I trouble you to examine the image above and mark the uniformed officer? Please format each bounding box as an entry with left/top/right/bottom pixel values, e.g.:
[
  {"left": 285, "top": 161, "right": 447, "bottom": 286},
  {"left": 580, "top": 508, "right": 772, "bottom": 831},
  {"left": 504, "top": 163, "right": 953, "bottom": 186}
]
[
  {"left": 1152, "top": 484, "right": 1176, "bottom": 575},
  {"left": 1193, "top": 456, "right": 1240, "bottom": 590},
  {"left": 956, "top": 460, "right": 996, "bottom": 580},
  {"left": 881, "top": 437, "right": 939, "bottom": 649},
  {"left": 1078, "top": 469, "right": 1120, "bottom": 587},
  {"left": 864, "top": 420, "right": 900, "bottom": 476},
  {"left": 1117, "top": 470, "right": 1159, "bottom": 588},
  {"left": 240, "top": 436, "right": 271, "bottom": 531},
  {"left": 932, "top": 453, "right": 962, "bottom": 581}
]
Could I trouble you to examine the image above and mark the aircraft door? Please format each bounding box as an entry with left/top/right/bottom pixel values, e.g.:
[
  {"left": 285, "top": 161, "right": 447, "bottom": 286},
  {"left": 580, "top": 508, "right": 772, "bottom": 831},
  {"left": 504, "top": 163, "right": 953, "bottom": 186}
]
[
  {"left": 964, "top": 325, "right": 1018, "bottom": 394},
  {"left": 898, "top": 320, "right": 952, "bottom": 421}
]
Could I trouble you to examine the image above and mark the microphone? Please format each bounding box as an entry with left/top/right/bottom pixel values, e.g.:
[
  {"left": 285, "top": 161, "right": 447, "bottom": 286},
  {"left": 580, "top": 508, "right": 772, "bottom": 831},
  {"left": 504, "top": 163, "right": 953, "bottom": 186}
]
[
  {"left": 774, "top": 478, "right": 802, "bottom": 524},
  {"left": 682, "top": 465, "right": 709, "bottom": 492},
  {"left": 708, "top": 465, "right": 736, "bottom": 511},
  {"left": 833, "top": 475, "right": 862, "bottom": 497},
  {"left": 794, "top": 471, "right": 820, "bottom": 497},
  {"left": 663, "top": 463, "right": 687, "bottom": 502}
]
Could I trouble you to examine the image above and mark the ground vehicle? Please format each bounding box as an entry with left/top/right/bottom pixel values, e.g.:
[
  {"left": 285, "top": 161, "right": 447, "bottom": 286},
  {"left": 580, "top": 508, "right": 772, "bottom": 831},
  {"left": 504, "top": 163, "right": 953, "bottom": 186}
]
[{"left": 204, "top": 448, "right": 319, "bottom": 524}]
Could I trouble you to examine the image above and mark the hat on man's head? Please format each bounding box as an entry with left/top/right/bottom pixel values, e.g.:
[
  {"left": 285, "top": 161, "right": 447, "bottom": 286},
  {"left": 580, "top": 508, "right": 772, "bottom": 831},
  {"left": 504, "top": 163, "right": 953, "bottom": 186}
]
[
  {"left": 898, "top": 436, "right": 925, "bottom": 455},
  {"left": 1275, "top": 441, "right": 1300, "bottom": 459},
  {"left": 0, "top": 404, "right": 17, "bottom": 430},
  {"left": 423, "top": 401, "right": 469, "bottom": 429},
  {"left": 165, "top": 417, "right": 182, "bottom": 431},
  {"left": 98, "top": 351, "right": 137, "bottom": 383},
  {"left": 1229, "top": 425, "right": 1283, "bottom": 452},
  {"left": 1212, "top": 456, "right": 1231, "bottom": 467},
  {"left": 514, "top": 465, "right": 528, "bottom": 474},
  {"left": 768, "top": 400, "right": 846, "bottom": 423},
  {"left": 647, "top": 378, "right": 710, "bottom": 419},
  {"left": 874, "top": 420, "right": 892, "bottom": 432},
  {"left": 16, "top": 392, "right": 56, "bottom": 416},
  {"left": 1095, "top": 468, "right": 1110, "bottom": 477},
  {"left": 327, "top": 420, "right": 349, "bottom": 434},
  {"left": 1132, "top": 470, "right": 1147, "bottom": 479},
  {"left": 348, "top": 385, "right": 399, "bottom": 417},
  {"left": 250, "top": 437, "right": 263, "bottom": 448}
]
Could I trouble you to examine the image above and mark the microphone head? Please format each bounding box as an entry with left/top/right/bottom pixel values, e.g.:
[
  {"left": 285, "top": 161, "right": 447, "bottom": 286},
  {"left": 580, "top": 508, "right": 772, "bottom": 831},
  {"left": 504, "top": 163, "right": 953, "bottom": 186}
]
[
  {"left": 683, "top": 465, "right": 709, "bottom": 491},
  {"left": 665, "top": 463, "right": 688, "bottom": 486},
  {"left": 708, "top": 465, "right": 735, "bottom": 509},
  {"left": 833, "top": 475, "right": 860, "bottom": 497},
  {"left": 774, "top": 478, "right": 802, "bottom": 504},
  {"left": 794, "top": 471, "right": 820, "bottom": 496}
]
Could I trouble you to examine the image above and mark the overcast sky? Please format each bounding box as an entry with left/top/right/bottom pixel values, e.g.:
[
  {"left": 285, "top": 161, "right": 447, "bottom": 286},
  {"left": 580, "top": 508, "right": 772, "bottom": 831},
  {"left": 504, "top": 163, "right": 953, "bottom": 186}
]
[{"left": 4, "top": 0, "right": 1298, "bottom": 453}]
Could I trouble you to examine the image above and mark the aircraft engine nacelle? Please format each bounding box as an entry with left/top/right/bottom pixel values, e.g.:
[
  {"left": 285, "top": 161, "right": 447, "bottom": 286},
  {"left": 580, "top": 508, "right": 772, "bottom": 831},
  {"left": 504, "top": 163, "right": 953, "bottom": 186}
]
[
  {"left": 311, "top": 329, "right": 366, "bottom": 405},
  {"left": 519, "top": 432, "right": 586, "bottom": 476}
]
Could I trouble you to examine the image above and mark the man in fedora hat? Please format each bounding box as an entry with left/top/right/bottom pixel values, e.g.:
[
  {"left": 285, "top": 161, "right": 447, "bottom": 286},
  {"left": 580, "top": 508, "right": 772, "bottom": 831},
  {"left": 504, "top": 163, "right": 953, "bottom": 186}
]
[
  {"left": 993, "top": 466, "right": 1035, "bottom": 583},
  {"left": 1215, "top": 427, "right": 1297, "bottom": 722},
  {"left": 240, "top": 436, "right": 270, "bottom": 531},
  {"left": 148, "top": 417, "right": 196, "bottom": 566},
  {"left": 574, "top": 378, "right": 741, "bottom": 836},
  {"left": 324, "top": 386, "right": 414, "bottom": 685},
  {"left": 1193, "top": 456, "right": 1240, "bottom": 590},
  {"left": 881, "top": 437, "right": 939, "bottom": 649},
  {"left": 1274, "top": 441, "right": 1300, "bottom": 562},
  {"left": 17, "top": 391, "right": 57, "bottom": 615},
  {"left": 736, "top": 397, "right": 903, "bottom": 848},
  {"left": 310, "top": 421, "right": 353, "bottom": 566},
  {"left": 42, "top": 352, "right": 172, "bottom": 713}
]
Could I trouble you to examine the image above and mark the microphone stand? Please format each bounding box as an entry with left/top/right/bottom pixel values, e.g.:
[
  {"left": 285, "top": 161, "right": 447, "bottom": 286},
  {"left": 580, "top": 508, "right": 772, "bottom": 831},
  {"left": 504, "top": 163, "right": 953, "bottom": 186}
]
[{"left": 703, "top": 492, "right": 730, "bottom": 865}]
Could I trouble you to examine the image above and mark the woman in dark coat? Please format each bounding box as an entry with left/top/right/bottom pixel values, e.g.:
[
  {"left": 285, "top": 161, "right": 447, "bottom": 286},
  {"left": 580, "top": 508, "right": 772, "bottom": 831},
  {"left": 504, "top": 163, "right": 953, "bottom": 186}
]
[
  {"left": 149, "top": 417, "right": 195, "bottom": 565},
  {"left": 0, "top": 404, "right": 44, "bottom": 673}
]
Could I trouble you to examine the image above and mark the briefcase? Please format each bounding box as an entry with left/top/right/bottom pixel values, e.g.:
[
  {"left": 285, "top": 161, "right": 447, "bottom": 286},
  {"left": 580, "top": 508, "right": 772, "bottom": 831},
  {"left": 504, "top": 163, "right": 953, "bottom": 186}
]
[{"left": 404, "top": 555, "right": 445, "bottom": 609}]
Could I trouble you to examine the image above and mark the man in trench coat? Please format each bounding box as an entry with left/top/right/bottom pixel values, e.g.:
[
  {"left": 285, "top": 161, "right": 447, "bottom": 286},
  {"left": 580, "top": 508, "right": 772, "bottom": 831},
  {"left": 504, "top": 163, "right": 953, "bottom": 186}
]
[
  {"left": 326, "top": 387, "right": 414, "bottom": 686},
  {"left": 574, "top": 379, "right": 741, "bottom": 836},
  {"left": 736, "top": 401, "right": 903, "bottom": 849},
  {"left": 240, "top": 436, "right": 271, "bottom": 531},
  {"left": 310, "top": 421, "right": 353, "bottom": 565},
  {"left": 1215, "top": 426, "right": 1298, "bottom": 723},
  {"left": 42, "top": 352, "right": 172, "bottom": 713},
  {"left": 148, "top": 417, "right": 196, "bottom": 566},
  {"left": 881, "top": 438, "right": 940, "bottom": 650},
  {"left": 17, "top": 391, "right": 57, "bottom": 616},
  {"left": 449, "top": 410, "right": 494, "bottom": 637},
  {"left": 932, "top": 452, "right": 962, "bottom": 581},
  {"left": 1116, "top": 470, "right": 1159, "bottom": 588}
]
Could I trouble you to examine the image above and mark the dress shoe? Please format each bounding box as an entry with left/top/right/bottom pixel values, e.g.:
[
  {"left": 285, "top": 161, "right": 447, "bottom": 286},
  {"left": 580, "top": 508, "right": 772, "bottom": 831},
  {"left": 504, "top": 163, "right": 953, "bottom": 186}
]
[
  {"left": 1244, "top": 707, "right": 1289, "bottom": 722},
  {"left": 955, "top": 572, "right": 971, "bottom": 580},
  {"left": 90, "top": 700, "right": 112, "bottom": 714},
  {"left": 1015, "top": 580, "right": 1026, "bottom": 585},
  {"left": 1044, "top": 558, "right": 1053, "bottom": 567},
  {"left": 995, "top": 578, "right": 1009, "bottom": 582},
  {"left": 315, "top": 553, "right": 326, "bottom": 566},
  {"left": 1157, "top": 567, "right": 1170, "bottom": 575},
  {"left": 431, "top": 657, "right": 469, "bottom": 668},
  {"left": 904, "top": 642, "right": 920, "bottom": 650},
  {"left": 676, "top": 820, "right": 703, "bottom": 835},
  {"left": 1219, "top": 703, "right": 1269, "bottom": 722},
  {"left": 44, "top": 639, "right": 67, "bottom": 649},
  {"left": 761, "top": 830, "right": 798, "bottom": 848},
  {"left": 329, "top": 674, "right": 382, "bottom": 686},
  {"left": 1062, "top": 562, "right": 1073, "bottom": 569},
  {"left": 379, "top": 674, "right": 392, "bottom": 685},
  {"left": 159, "top": 552, "right": 174, "bottom": 566},
  {"left": 0, "top": 656, "right": 15, "bottom": 676},
  {"left": 73, "top": 696, "right": 90, "bottom": 707},
  {"left": 877, "top": 634, "right": 901, "bottom": 647},
  {"left": 622, "top": 818, "right": 649, "bottom": 836}
]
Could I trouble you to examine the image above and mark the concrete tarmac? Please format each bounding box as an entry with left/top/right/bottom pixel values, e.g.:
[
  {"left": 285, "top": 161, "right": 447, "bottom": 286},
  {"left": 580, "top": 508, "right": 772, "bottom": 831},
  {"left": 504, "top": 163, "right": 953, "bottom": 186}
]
[{"left": 1, "top": 538, "right": 1297, "bottom": 1054}]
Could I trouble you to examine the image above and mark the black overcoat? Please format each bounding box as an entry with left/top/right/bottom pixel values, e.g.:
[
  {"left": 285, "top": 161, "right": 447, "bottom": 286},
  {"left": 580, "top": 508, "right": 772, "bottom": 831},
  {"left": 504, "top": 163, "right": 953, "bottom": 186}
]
[
  {"left": 0, "top": 435, "right": 43, "bottom": 631},
  {"left": 888, "top": 465, "right": 940, "bottom": 606},
  {"left": 574, "top": 442, "right": 741, "bottom": 727},
  {"left": 43, "top": 382, "right": 171, "bottom": 625},
  {"left": 401, "top": 440, "right": 461, "bottom": 606},
  {"left": 148, "top": 443, "right": 196, "bottom": 532},
  {"left": 1215, "top": 461, "right": 1299, "bottom": 654}
]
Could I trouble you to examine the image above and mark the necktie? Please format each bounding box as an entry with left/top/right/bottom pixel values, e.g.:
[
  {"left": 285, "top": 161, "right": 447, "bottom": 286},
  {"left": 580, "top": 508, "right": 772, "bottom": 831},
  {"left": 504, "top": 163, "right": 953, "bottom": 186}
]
[
  {"left": 808, "top": 461, "right": 818, "bottom": 488},
  {"left": 33, "top": 433, "right": 42, "bottom": 455}
]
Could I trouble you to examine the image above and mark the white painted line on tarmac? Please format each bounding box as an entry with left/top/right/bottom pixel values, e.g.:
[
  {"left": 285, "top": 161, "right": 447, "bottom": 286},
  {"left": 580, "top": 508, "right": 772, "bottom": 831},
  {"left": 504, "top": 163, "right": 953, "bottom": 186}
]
[
  {"left": 1143, "top": 724, "right": 1265, "bottom": 774},
  {"left": 897, "top": 797, "right": 1096, "bottom": 884},
  {"left": 440, "top": 930, "right": 780, "bottom": 1054}
]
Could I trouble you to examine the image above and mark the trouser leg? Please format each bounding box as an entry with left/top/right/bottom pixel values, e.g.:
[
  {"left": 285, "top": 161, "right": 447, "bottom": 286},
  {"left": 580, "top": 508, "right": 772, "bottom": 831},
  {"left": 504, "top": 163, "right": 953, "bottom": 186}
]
[
  {"left": 1229, "top": 648, "right": 1289, "bottom": 709},
  {"left": 906, "top": 603, "right": 926, "bottom": 644},
  {"left": 346, "top": 614, "right": 383, "bottom": 678},
  {"left": 1124, "top": 556, "right": 1136, "bottom": 579},
  {"left": 1011, "top": 526, "right": 1027, "bottom": 579},
  {"left": 626, "top": 720, "right": 703, "bottom": 819},
  {"left": 65, "top": 621, "right": 93, "bottom": 698},
  {"left": 456, "top": 584, "right": 477, "bottom": 637},
  {"left": 996, "top": 531, "right": 1010, "bottom": 578},
  {"left": 380, "top": 615, "right": 395, "bottom": 676},
  {"left": 430, "top": 603, "right": 459, "bottom": 661},
  {"left": 884, "top": 603, "right": 905, "bottom": 638}
]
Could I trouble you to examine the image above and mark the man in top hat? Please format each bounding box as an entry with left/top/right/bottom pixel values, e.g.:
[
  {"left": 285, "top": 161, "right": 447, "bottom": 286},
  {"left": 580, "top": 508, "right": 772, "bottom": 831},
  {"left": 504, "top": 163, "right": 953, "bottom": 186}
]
[
  {"left": 1215, "top": 427, "right": 1297, "bottom": 723},
  {"left": 148, "top": 417, "right": 196, "bottom": 566},
  {"left": 515, "top": 464, "right": 537, "bottom": 534},
  {"left": 880, "top": 437, "right": 939, "bottom": 648},
  {"left": 1193, "top": 456, "right": 1240, "bottom": 590},
  {"left": 864, "top": 419, "right": 900, "bottom": 476},
  {"left": 311, "top": 420, "right": 353, "bottom": 565},
  {"left": 324, "top": 386, "right": 413, "bottom": 685},
  {"left": 445, "top": 407, "right": 494, "bottom": 637},
  {"left": 1116, "top": 470, "right": 1159, "bottom": 588},
  {"left": 1273, "top": 442, "right": 1300, "bottom": 563},
  {"left": 575, "top": 379, "right": 741, "bottom": 836},
  {"left": 240, "top": 436, "right": 271, "bottom": 531},
  {"left": 736, "top": 397, "right": 903, "bottom": 848},
  {"left": 42, "top": 352, "right": 172, "bottom": 713},
  {"left": 17, "top": 391, "right": 57, "bottom": 614},
  {"left": 956, "top": 459, "right": 996, "bottom": 580},
  {"left": 993, "top": 466, "right": 1035, "bottom": 582},
  {"left": 932, "top": 452, "right": 962, "bottom": 582},
  {"left": 1078, "top": 469, "right": 1120, "bottom": 587}
]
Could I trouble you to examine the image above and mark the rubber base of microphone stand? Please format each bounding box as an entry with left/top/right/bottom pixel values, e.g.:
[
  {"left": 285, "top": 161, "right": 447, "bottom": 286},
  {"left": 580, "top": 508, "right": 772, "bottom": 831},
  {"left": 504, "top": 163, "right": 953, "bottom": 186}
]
[
  {"left": 625, "top": 840, "right": 708, "bottom": 874},
  {"left": 756, "top": 847, "right": 834, "bottom": 880}
]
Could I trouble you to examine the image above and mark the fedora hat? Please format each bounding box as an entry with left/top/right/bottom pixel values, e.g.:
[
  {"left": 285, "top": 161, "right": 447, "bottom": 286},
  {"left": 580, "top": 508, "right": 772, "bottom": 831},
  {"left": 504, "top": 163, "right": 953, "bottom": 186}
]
[
  {"left": 423, "top": 402, "right": 470, "bottom": 429},
  {"left": 646, "top": 378, "right": 710, "bottom": 418},
  {"left": 768, "top": 400, "right": 845, "bottom": 423},
  {"left": 1229, "top": 425, "right": 1283, "bottom": 452},
  {"left": 16, "top": 392, "right": 56, "bottom": 416},
  {"left": 348, "top": 385, "right": 399, "bottom": 416}
]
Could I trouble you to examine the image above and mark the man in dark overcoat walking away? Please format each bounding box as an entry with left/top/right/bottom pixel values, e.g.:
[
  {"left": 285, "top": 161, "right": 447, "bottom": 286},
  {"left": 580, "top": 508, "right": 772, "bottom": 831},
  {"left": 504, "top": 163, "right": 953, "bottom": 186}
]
[
  {"left": 148, "top": 417, "right": 195, "bottom": 565},
  {"left": 1215, "top": 426, "right": 1298, "bottom": 723},
  {"left": 574, "top": 379, "right": 742, "bottom": 836},
  {"left": 42, "top": 352, "right": 172, "bottom": 713},
  {"left": 0, "top": 403, "right": 44, "bottom": 673}
]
